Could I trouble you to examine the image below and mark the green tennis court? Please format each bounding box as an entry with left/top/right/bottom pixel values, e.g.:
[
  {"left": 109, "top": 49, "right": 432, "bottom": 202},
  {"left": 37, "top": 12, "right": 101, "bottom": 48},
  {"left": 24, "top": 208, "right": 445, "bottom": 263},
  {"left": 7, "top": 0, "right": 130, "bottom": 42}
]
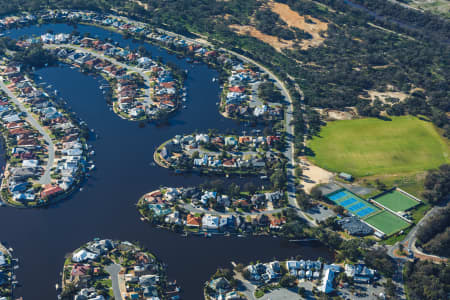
[
  {"left": 364, "top": 211, "right": 410, "bottom": 236},
  {"left": 372, "top": 189, "right": 420, "bottom": 212}
]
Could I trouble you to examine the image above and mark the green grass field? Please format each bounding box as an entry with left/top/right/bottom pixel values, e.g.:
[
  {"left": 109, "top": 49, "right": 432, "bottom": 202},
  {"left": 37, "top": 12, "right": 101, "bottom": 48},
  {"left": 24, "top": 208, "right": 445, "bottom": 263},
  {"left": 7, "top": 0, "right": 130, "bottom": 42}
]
[
  {"left": 372, "top": 190, "right": 420, "bottom": 212},
  {"left": 364, "top": 211, "right": 410, "bottom": 236},
  {"left": 308, "top": 116, "right": 449, "bottom": 177}
]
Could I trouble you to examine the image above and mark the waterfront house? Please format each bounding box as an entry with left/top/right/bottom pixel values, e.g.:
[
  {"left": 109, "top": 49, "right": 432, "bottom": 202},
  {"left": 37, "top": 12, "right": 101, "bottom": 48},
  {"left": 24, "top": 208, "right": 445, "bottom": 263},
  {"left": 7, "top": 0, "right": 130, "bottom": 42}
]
[
  {"left": 186, "top": 214, "right": 201, "bottom": 227},
  {"left": 202, "top": 215, "right": 219, "bottom": 230}
]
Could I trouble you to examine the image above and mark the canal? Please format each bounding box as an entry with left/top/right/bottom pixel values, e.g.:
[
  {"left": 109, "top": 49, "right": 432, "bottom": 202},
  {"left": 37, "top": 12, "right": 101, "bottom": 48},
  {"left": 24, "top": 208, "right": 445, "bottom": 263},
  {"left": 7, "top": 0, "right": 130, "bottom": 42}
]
[{"left": 0, "top": 23, "right": 333, "bottom": 299}]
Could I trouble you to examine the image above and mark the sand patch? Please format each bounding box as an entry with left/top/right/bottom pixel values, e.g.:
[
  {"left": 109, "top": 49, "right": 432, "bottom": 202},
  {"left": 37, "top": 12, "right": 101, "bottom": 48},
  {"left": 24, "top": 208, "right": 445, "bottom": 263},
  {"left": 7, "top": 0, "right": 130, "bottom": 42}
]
[
  {"left": 229, "top": 1, "right": 329, "bottom": 51},
  {"left": 268, "top": 0, "right": 328, "bottom": 49},
  {"left": 366, "top": 90, "right": 409, "bottom": 105},
  {"left": 299, "top": 158, "right": 334, "bottom": 193},
  {"left": 326, "top": 109, "right": 355, "bottom": 120}
]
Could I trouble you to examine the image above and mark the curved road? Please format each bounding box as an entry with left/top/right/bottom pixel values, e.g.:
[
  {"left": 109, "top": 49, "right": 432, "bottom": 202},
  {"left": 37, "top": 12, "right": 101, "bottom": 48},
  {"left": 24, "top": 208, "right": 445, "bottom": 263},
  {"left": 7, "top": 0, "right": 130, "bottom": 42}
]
[{"left": 0, "top": 78, "right": 54, "bottom": 185}]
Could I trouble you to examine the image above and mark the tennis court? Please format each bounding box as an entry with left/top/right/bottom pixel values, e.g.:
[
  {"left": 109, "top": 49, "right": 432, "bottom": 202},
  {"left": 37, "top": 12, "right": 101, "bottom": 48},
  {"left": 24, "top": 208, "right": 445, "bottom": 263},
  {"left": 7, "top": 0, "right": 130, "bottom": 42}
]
[
  {"left": 327, "top": 189, "right": 379, "bottom": 218},
  {"left": 364, "top": 211, "right": 411, "bottom": 236},
  {"left": 372, "top": 189, "right": 420, "bottom": 212}
]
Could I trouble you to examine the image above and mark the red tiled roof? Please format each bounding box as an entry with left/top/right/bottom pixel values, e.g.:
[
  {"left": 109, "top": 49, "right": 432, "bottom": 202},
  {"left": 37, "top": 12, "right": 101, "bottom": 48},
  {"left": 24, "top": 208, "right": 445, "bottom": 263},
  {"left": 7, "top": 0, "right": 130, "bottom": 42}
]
[
  {"left": 186, "top": 214, "right": 201, "bottom": 227},
  {"left": 229, "top": 86, "right": 245, "bottom": 93},
  {"left": 41, "top": 185, "right": 63, "bottom": 199}
]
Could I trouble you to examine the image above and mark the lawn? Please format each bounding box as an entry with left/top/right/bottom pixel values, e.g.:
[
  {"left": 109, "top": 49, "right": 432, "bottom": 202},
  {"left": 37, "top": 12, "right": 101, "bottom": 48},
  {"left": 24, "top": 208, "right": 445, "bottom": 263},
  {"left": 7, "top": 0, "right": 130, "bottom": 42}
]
[
  {"left": 372, "top": 190, "right": 420, "bottom": 212},
  {"left": 308, "top": 116, "right": 449, "bottom": 177},
  {"left": 364, "top": 211, "right": 410, "bottom": 236}
]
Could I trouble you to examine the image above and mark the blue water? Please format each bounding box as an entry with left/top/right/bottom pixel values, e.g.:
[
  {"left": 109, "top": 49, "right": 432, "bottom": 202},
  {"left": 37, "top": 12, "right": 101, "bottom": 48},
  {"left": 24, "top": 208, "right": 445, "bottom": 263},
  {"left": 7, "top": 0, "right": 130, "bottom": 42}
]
[
  {"left": 348, "top": 202, "right": 366, "bottom": 212},
  {"left": 356, "top": 207, "right": 375, "bottom": 217},
  {"left": 328, "top": 191, "right": 348, "bottom": 201},
  {"left": 0, "top": 23, "right": 333, "bottom": 299}
]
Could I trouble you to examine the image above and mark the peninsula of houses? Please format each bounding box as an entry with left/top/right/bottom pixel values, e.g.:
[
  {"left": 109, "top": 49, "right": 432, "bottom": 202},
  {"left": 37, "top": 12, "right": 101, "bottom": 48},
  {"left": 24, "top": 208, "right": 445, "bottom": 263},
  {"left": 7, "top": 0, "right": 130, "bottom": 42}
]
[
  {"left": 61, "top": 239, "right": 180, "bottom": 300},
  {"left": 155, "top": 133, "right": 285, "bottom": 174},
  {"left": 137, "top": 186, "right": 289, "bottom": 236},
  {"left": 0, "top": 61, "right": 91, "bottom": 207},
  {"left": 24, "top": 33, "right": 183, "bottom": 121}
]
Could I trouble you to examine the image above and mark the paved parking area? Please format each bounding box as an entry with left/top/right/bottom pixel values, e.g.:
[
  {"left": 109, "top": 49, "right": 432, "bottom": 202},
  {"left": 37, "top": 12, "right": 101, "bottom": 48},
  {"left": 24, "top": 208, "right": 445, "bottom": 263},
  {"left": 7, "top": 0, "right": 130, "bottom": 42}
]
[{"left": 259, "top": 288, "right": 302, "bottom": 300}]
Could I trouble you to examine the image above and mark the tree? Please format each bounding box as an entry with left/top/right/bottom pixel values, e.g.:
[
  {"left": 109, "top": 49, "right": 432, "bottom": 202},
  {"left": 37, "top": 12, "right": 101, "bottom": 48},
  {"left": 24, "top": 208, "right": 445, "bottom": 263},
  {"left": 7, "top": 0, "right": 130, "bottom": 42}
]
[
  {"left": 279, "top": 274, "right": 297, "bottom": 288},
  {"left": 270, "top": 169, "right": 287, "bottom": 190},
  {"left": 422, "top": 164, "right": 450, "bottom": 205},
  {"left": 296, "top": 190, "right": 312, "bottom": 210},
  {"left": 384, "top": 279, "right": 397, "bottom": 299},
  {"left": 310, "top": 186, "right": 323, "bottom": 200}
]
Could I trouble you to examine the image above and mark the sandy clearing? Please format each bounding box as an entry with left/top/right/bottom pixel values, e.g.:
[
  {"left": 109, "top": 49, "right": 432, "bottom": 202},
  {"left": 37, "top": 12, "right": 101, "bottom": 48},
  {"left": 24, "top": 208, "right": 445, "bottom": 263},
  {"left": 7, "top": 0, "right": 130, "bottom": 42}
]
[
  {"left": 299, "top": 157, "right": 334, "bottom": 193},
  {"left": 229, "top": 1, "right": 329, "bottom": 52},
  {"left": 268, "top": 0, "right": 328, "bottom": 49},
  {"left": 327, "top": 110, "right": 355, "bottom": 120},
  {"left": 366, "top": 90, "right": 409, "bottom": 104}
]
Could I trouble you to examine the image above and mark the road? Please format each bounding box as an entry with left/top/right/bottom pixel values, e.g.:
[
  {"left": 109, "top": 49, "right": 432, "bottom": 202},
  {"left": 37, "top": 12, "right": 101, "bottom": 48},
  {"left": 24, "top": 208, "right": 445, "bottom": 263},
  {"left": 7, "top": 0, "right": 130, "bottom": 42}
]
[
  {"left": 43, "top": 44, "right": 153, "bottom": 110},
  {"left": 388, "top": 204, "right": 448, "bottom": 262},
  {"left": 0, "top": 78, "right": 54, "bottom": 185},
  {"left": 220, "top": 49, "right": 316, "bottom": 227},
  {"left": 105, "top": 263, "right": 124, "bottom": 300}
]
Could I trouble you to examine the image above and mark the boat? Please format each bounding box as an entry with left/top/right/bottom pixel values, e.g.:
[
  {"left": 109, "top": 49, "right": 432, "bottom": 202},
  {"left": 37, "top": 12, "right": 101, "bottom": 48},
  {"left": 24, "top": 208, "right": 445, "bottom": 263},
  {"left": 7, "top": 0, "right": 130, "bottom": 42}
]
[
  {"left": 88, "top": 165, "right": 96, "bottom": 171},
  {"left": 183, "top": 105, "right": 187, "bottom": 109}
]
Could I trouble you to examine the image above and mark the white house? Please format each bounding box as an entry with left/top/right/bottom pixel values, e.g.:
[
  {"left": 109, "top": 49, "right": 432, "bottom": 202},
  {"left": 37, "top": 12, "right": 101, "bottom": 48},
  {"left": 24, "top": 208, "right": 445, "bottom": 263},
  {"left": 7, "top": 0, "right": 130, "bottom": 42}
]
[
  {"left": 202, "top": 215, "right": 219, "bottom": 229},
  {"left": 72, "top": 249, "right": 98, "bottom": 263}
]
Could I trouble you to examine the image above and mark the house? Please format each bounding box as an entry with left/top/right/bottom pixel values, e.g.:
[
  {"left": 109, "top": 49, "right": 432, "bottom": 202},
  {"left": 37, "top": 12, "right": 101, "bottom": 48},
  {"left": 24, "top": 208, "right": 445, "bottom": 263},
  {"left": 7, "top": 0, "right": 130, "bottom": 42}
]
[
  {"left": 72, "top": 249, "right": 98, "bottom": 263},
  {"left": 345, "top": 263, "right": 376, "bottom": 283},
  {"left": 139, "top": 274, "right": 159, "bottom": 286},
  {"left": 224, "top": 136, "right": 237, "bottom": 146},
  {"left": 202, "top": 215, "right": 219, "bottom": 230},
  {"left": 195, "top": 134, "right": 210, "bottom": 143},
  {"left": 209, "top": 277, "right": 230, "bottom": 293},
  {"left": 339, "top": 172, "right": 353, "bottom": 181},
  {"left": 320, "top": 268, "right": 335, "bottom": 293},
  {"left": 186, "top": 214, "right": 201, "bottom": 227},
  {"left": 40, "top": 184, "right": 63, "bottom": 199}
]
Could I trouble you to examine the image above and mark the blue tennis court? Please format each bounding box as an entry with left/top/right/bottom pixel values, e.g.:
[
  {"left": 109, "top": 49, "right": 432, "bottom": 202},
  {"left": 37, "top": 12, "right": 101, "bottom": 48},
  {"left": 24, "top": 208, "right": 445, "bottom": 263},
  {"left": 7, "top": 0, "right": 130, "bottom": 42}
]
[
  {"left": 348, "top": 202, "right": 366, "bottom": 212},
  {"left": 329, "top": 191, "right": 347, "bottom": 201},
  {"left": 340, "top": 197, "right": 357, "bottom": 207},
  {"left": 327, "top": 188, "right": 379, "bottom": 219},
  {"left": 356, "top": 207, "right": 375, "bottom": 217}
]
